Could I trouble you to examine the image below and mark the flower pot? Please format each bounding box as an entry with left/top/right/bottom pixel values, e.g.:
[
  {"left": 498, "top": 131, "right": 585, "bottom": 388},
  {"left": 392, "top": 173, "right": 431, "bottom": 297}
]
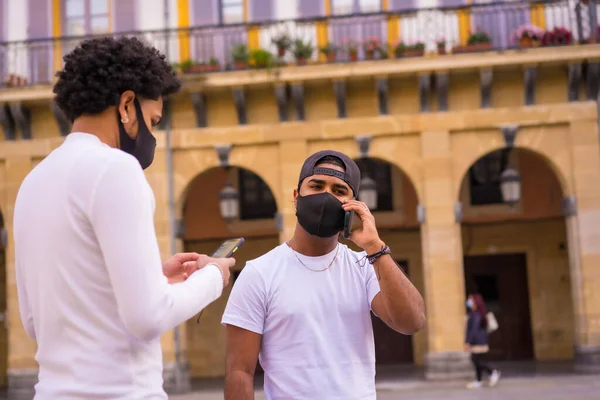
[
  {"left": 518, "top": 37, "right": 540, "bottom": 48},
  {"left": 404, "top": 49, "right": 424, "bottom": 58},
  {"left": 296, "top": 58, "right": 307, "bottom": 66},
  {"left": 453, "top": 42, "right": 492, "bottom": 54},
  {"left": 277, "top": 46, "right": 286, "bottom": 57},
  {"left": 186, "top": 64, "right": 205, "bottom": 73},
  {"left": 349, "top": 52, "right": 358, "bottom": 62},
  {"left": 235, "top": 61, "right": 248, "bottom": 70},
  {"left": 365, "top": 50, "right": 375, "bottom": 60},
  {"left": 209, "top": 64, "right": 220, "bottom": 72},
  {"left": 437, "top": 45, "right": 446, "bottom": 55},
  {"left": 327, "top": 52, "right": 337, "bottom": 63}
]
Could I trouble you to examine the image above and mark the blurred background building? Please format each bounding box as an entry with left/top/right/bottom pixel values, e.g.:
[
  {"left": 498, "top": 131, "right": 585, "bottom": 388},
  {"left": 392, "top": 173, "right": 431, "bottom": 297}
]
[{"left": 0, "top": 0, "right": 600, "bottom": 395}]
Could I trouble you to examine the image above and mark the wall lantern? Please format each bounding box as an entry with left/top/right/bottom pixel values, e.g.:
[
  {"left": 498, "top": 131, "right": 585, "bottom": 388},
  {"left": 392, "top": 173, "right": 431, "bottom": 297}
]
[
  {"left": 500, "top": 167, "right": 521, "bottom": 206},
  {"left": 219, "top": 182, "right": 239, "bottom": 221},
  {"left": 359, "top": 175, "right": 378, "bottom": 210}
]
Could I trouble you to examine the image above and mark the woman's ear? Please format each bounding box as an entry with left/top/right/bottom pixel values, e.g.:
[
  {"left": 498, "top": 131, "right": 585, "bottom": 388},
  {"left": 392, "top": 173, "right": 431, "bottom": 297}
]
[{"left": 118, "top": 90, "right": 136, "bottom": 124}]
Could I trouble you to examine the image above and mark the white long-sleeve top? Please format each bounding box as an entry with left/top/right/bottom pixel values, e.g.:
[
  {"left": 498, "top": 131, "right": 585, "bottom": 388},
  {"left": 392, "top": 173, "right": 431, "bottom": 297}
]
[{"left": 13, "top": 132, "right": 223, "bottom": 399}]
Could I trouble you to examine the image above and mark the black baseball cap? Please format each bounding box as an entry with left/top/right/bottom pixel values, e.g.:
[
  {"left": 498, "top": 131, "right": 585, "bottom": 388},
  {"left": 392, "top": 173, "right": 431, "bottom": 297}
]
[{"left": 298, "top": 150, "right": 361, "bottom": 197}]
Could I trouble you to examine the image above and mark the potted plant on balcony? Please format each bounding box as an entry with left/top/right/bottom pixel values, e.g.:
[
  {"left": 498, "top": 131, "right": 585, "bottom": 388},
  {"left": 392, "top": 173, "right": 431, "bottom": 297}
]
[
  {"left": 344, "top": 39, "right": 359, "bottom": 61},
  {"left": 293, "top": 39, "right": 313, "bottom": 65},
  {"left": 231, "top": 44, "right": 250, "bottom": 69},
  {"left": 454, "top": 29, "right": 492, "bottom": 53},
  {"left": 511, "top": 24, "right": 544, "bottom": 48},
  {"left": 179, "top": 59, "right": 205, "bottom": 73},
  {"left": 251, "top": 48, "right": 274, "bottom": 69},
  {"left": 362, "top": 37, "right": 384, "bottom": 60},
  {"left": 393, "top": 41, "right": 424, "bottom": 58},
  {"left": 436, "top": 37, "right": 446, "bottom": 55},
  {"left": 541, "top": 26, "right": 573, "bottom": 46},
  {"left": 320, "top": 42, "right": 338, "bottom": 63},
  {"left": 271, "top": 33, "right": 292, "bottom": 57},
  {"left": 208, "top": 57, "right": 220, "bottom": 72}
]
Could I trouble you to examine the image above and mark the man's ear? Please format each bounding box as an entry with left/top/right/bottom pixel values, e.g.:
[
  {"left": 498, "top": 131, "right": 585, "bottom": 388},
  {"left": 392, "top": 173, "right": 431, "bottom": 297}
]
[{"left": 293, "top": 188, "right": 299, "bottom": 208}]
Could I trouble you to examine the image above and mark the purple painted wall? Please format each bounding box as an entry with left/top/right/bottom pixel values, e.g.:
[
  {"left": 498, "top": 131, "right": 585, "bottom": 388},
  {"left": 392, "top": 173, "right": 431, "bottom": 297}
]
[
  {"left": 389, "top": 0, "right": 415, "bottom": 11},
  {"left": 250, "top": 0, "right": 272, "bottom": 22},
  {"left": 27, "top": 0, "right": 52, "bottom": 84},
  {"left": 299, "top": 0, "right": 323, "bottom": 18},
  {"left": 439, "top": 0, "right": 466, "bottom": 7},
  {"left": 194, "top": 0, "right": 218, "bottom": 25},
  {"left": 114, "top": 0, "right": 136, "bottom": 32},
  {"left": 28, "top": 0, "right": 50, "bottom": 39}
]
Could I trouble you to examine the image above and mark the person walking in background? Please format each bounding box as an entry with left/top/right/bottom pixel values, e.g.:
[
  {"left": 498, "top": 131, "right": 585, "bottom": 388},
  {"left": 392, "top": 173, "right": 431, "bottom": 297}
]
[
  {"left": 13, "top": 36, "right": 235, "bottom": 399},
  {"left": 465, "top": 293, "right": 501, "bottom": 389}
]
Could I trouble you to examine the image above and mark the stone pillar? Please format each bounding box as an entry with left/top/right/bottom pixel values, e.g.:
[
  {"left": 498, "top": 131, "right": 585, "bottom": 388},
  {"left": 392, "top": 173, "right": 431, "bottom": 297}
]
[
  {"left": 5, "top": 156, "right": 38, "bottom": 396},
  {"left": 567, "top": 119, "right": 600, "bottom": 373},
  {"left": 146, "top": 147, "right": 191, "bottom": 393},
  {"left": 419, "top": 131, "right": 471, "bottom": 380},
  {"left": 278, "top": 140, "right": 307, "bottom": 243}
]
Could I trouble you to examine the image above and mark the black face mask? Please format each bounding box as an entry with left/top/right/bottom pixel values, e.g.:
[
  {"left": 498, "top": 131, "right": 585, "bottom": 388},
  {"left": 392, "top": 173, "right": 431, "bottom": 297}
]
[
  {"left": 296, "top": 192, "right": 345, "bottom": 238},
  {"left": 118, "top": 98, "right": 156, "bottom": 170}
]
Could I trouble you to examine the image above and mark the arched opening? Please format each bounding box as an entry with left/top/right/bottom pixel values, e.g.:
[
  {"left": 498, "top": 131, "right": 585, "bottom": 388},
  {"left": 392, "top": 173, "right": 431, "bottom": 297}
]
[
  {"left": 458, "top": 147, "right": 574, "bottom": 363},
  {"left": 343, "top": 157, "right": 425, "bottom": 368},
  {"left": 182, "top": 166, "right": 279, "bottom": 379}
]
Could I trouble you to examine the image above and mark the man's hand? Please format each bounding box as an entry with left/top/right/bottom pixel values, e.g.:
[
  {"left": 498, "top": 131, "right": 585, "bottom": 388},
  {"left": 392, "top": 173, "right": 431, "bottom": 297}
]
[
  {"left": 342, "top": 199, "right": 384, "bottom": 254},
  {"left": 196, "top": 255, "right": 236, "bottom": 287},
  {"left": 464, "top": 344, "right": 471, "bottom": 352},
  {"left": 163, "top": 252, "right": 203, "bottom": 284}
]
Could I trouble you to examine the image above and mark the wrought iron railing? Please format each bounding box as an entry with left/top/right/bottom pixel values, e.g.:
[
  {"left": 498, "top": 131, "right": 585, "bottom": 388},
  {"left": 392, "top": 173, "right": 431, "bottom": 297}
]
[{"left": 0, "top": 0, "right": 597, "bottom": 87}]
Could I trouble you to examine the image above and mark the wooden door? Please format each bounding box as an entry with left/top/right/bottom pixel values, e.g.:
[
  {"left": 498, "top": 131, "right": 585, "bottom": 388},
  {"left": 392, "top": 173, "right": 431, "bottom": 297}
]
[
  {"left": 464, "top": 253, "right": 534, "bottom": 360},
  {"left": 371, "top": 260, "right": 414, "bottom": 365}
]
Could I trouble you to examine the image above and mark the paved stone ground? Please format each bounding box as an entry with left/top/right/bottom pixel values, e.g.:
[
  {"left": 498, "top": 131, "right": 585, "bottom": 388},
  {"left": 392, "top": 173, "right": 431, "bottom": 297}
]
[{"left": 170, "top": 374, "right": 599, "bottom": 400}]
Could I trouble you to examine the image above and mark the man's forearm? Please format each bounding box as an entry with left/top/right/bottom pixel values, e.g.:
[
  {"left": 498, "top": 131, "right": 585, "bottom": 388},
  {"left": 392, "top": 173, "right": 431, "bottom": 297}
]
[
  {"left": 373, "top": 253, "right": 426, "bottom": 334},
  {"left": 225, "top": 370, "right": 255, "bottom": 400}
]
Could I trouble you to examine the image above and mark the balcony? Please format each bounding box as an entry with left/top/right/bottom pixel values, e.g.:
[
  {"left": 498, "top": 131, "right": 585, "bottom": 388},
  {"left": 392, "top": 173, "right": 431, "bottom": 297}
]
[{"left": 0, "top": 0, "right": 598, "bottom": 89}]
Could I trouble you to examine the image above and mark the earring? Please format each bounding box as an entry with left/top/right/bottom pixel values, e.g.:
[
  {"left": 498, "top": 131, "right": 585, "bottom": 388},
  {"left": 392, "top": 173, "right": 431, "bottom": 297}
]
[{"left": 121, "top": 116, "right": 129, "bottom": 124}]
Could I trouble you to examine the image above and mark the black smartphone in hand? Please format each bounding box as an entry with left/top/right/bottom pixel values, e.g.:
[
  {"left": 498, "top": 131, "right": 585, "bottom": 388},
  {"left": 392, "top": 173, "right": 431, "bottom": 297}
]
[
  {"left": 211, "top": 237, "right": 245, "bottom": 258},
  {"left": 343, "top": 210, "right": 354, "bottom": 239}
]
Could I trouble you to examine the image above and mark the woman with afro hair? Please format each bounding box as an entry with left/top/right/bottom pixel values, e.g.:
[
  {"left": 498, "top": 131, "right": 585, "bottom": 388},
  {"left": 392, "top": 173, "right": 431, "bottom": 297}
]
[{"left": 13, "top": 37, "right": 235, "bottom": 399}]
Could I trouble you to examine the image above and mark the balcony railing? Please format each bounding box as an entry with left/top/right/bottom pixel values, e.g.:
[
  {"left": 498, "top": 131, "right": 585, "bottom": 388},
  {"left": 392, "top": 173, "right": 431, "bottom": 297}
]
[{"left": 0, "top": 0, "right": 598, "bottom": 88}]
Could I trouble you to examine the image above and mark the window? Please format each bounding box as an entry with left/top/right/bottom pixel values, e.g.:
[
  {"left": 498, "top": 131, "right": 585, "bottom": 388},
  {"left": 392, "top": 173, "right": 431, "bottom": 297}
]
[
  {"left": 357, "top": 158, "right": 394, "bottom": 212},
  {"left": 238, "top": 169, "right": 277, "bottom": 220},
  {"left": 332, "top": 0, "right": 381, "bottom": 15},
  {"left": 468, "top": 150, "right": 508, "bottom": 206},
  {"left": 220, "top": 0, "right": 244, "bottom": 24},
  {"left": 65, "top": 0, "right": 110, "bottom": 35}
]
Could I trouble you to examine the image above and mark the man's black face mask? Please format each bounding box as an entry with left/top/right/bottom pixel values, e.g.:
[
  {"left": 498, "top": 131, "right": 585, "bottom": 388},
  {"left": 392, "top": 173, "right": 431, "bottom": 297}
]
[
  {"left": 118, "top": 98, "right": 156, "bottom": 169},
  {"left": 296, "top": 192, "right": 345, "bottom": 238}
]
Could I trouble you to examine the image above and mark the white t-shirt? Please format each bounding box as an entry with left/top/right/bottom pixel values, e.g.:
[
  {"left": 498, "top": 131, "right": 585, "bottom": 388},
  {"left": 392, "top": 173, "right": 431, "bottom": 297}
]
[
  {"left": 222, "top": 243, "right": 381, "bottom": 400},
  {"left": 13, "top": 132, "right": 223, "bottom": 399}
]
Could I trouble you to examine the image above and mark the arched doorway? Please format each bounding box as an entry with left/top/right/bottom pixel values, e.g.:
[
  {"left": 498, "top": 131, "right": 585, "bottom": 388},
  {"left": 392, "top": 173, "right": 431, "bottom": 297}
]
[
  {"left": 181, "top": 166, "right": 280, "bottom": 379},
  {"left": 457, "top": 147, "right": 574, "bottom": 362},
  {"left": 343, "top": 157, "right": 424, "bottom": 367}
]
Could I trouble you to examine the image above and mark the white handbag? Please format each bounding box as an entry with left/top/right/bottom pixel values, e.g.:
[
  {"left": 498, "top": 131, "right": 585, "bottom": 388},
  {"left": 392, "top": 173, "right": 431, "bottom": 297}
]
[{"left": 486, "top": 312, "right": 499, "bottom": 333}]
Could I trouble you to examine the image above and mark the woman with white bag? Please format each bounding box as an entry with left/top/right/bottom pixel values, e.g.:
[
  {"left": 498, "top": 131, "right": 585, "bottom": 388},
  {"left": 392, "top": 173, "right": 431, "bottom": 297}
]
[{"left": 464, "top": 293, "right": 501, "bottom": 389}]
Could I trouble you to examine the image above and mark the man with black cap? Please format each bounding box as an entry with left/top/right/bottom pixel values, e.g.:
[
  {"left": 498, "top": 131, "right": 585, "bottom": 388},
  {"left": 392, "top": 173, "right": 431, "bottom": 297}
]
[{"left": 222, "top": 150, "right": 425, "bottom": 399}]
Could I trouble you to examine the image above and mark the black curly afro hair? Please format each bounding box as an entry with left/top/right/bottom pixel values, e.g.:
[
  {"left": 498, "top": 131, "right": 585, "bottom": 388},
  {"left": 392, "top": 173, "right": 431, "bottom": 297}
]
[{"left": 53, "top": 36, "right": 181, "bottom": 121}]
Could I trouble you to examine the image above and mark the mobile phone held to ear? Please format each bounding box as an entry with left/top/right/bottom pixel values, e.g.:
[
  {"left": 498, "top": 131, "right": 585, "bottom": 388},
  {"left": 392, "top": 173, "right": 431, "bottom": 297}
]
[
  {"left": 211, "top": 237, "right": 245, "bottom": 258},
  {"left": 343, "top": 210, "right": 354, "bottom": 239}
]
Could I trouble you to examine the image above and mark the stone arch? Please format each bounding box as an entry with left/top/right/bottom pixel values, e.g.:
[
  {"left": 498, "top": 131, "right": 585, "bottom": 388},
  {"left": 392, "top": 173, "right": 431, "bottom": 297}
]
[
  {"left": 306, "top": 135, "right": 424, "bottom": 202},
  {"left": 174, "top": 145, "right": 282, "bottom": 219},
  {"left": 452, "top": 126, "right": 572, "bottom": 200}
]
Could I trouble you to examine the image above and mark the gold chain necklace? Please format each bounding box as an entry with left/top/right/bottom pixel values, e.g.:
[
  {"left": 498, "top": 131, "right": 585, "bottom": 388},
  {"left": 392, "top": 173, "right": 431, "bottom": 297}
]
[{"left": 286, "top": 241, "right": 339, "bottom": 273}]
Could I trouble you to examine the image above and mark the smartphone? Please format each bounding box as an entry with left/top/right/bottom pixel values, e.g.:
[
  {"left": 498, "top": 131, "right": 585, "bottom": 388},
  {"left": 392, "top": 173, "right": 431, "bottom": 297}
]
[
  {"left": 343, "top": 210, "right": 354, "bottom": 239},
  {"left": 211, "top": 237, "right": 245, "bottom": 258}
]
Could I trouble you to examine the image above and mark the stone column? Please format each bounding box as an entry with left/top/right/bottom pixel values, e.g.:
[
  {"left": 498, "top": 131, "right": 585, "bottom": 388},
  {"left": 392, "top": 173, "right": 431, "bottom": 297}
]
[
  {"left": 419, "top": 131, "right": 471, "bottom": 380},
  {"left": 146, "top": 147, "right": 191, "bottom": 393},
  {"left": 567, "top": 119, "right": 600, "bottom": 373},
  {"left": 4, "top": 156, "right": 38, "bottom": 396},
  {"left": 278, "top": 140, "right": 307, "bottom": 243}
]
